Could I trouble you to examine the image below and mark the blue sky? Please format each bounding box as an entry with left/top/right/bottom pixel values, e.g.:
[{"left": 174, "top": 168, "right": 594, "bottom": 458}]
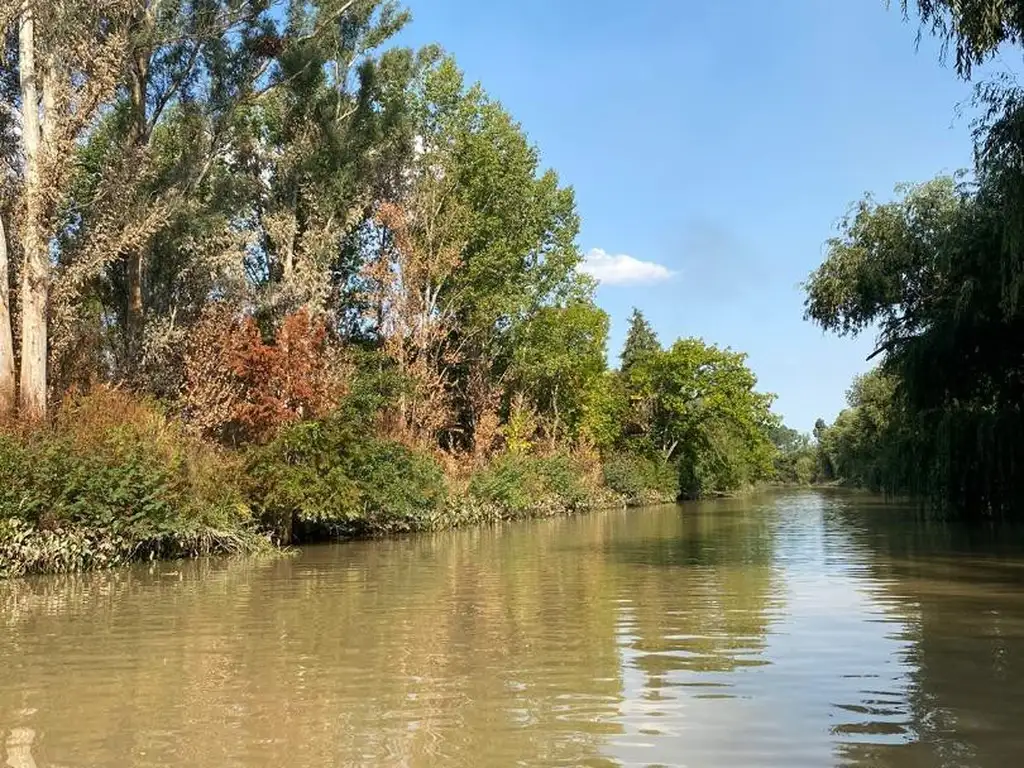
[{"left": 395, "top": 0, "right": 994, "bottom": 432}]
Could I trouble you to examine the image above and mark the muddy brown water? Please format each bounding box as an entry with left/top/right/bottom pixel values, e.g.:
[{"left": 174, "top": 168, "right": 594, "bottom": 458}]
[{"left": 3, "top": 489, "right": 1024, "bottom": 767}]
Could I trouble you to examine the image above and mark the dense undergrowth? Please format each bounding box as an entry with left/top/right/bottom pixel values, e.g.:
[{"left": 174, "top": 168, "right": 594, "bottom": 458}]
[
  {"left": 0, "top": 388, "right": 684, "bottom": 578},
  {"left": 0, "top": 389, "right": 269, "bottom": 578}
]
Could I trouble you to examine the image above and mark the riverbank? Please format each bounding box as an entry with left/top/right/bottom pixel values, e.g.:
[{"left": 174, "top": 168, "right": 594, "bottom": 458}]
[
  {"left": 0, "top": 389, "right": 684, "bottom": 578},
  {"left": 0, "top": 477, "right": 673, "bottom": 579}
]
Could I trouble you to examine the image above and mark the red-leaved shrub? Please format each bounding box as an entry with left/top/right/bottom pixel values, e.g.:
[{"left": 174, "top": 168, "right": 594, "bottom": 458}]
[{"left": 183, "top": 304, "right": 347, "bottom": 443}]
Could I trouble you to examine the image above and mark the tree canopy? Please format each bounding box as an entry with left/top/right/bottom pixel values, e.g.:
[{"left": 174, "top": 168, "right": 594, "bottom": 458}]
[
  {"left": 804, "top": 0, "right": 1024, "bottom": 517},
  {"left": 0, "top": 0, "right": 785, "bottom": 533}
]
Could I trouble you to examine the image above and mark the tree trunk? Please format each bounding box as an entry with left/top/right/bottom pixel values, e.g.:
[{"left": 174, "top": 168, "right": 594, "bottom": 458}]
[
  {"left": 125, "top": 249, "right": 144, "bottom": 369},
  {"left": 124, "top": 42, "right": 150, "bottom": 375},
  {"left": 0, "top": 213, "right": 15, "bottom": 418},
  {"left": 18, "top": 4, "right": 47, "bottom": 421}
]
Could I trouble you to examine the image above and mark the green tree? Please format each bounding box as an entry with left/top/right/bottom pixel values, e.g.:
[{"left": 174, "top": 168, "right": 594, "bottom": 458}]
[
  {"left": 768, "top": 423, "right": 810, "bottom": 455},
  {"left": 768, "top": 421, "right": 816, "bottom": 485},
  {"left": 362, "top": 55, "right": 587, "bottom": 449},
  {"left": 812, "top": 418, "right": 836, "bottom": 482},
  {"left": 804, "top": 170, "right": 1024, "bottom": 514},
  {"left": 509, "top": 300, "right": 610, "bottom": 446},
  {"left": 648, "top": 339, "right": 776, "bottom": 497},
  {"left": 815, "top": 370, "right": 902, "bottom": 491},
  {"left": 619, "top": 308, "right": 661, "bottom": 445},
  {"left": 620, "top": 308, "right": 660, "bottom": 376}
]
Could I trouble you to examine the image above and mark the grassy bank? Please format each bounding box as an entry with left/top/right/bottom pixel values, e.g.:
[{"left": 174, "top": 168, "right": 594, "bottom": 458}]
[{"left": 0, "top": 389, "right": 682, "bottom": 578}]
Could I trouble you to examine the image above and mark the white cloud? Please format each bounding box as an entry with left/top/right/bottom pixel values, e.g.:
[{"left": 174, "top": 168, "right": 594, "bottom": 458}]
[{"left": 579, "top": 248, "right": 674, "bottom": 286}]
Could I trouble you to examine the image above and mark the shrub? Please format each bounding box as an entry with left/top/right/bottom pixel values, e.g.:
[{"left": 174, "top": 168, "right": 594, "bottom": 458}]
[
  {"left": 0, "top": 387, "right": 266, "bottom": 577},
  {"left": 246, "top": 409, "right": 447, "bottom": 539},
  {"left": 183, "top": 304, "right": 348, "bottom": 444},
  {"left": 467, "top": 452, "right": 591, "bottom": 514},
  {"left": 602, "top": 452, "right": 679, "bottom": 505}
]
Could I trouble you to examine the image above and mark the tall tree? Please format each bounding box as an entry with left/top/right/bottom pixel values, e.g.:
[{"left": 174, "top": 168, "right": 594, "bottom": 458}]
[
  {"left": 361, "top": 55, "right": 585, "bottom": 449},
  {"left": 360, "top": 181, "right": 469, "bottom": 446},
  {"left": 242, "top": 0, "right": 415, "bottom": 315},
  {"left": 619, "top": 308, "right": 661, "bottom": 444},
  {"left": 4, "top": 1, "right": 136, "bottom": 418},
  {"left": 649, "top": 339, "right": 774, "bottom": 462},
  {"left": 0, "top": 19, "right": 16, "bottom": 417},
  {"left": 17, "top": 0, "right": 44, "bottom": 419},
  {"left": 620, "top": 307, "right": 660, "bottom": 375},
  {"left": 796, "top": 0, "right": 1024, "bottom": 513},
  {"left": 804, "top": 175, "right": 1024, "bottom": 514},
  {"left": 42, "top": 0, "right": 421, "bottom": 392},
  {"left": 67, "top": 0, "right": 287, "bottom": 380}
]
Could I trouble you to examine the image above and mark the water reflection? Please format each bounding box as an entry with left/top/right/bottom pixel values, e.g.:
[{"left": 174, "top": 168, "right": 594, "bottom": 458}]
[
  {"left": 1, "top": 491, "right": 1024, "bottom": 766},
  {"left": 824, "top": 498, "right": 1024, "bottom": 767}
]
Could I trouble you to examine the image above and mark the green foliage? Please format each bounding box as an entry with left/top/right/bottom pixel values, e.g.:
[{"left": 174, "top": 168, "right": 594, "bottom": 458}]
[
  {"left": 676, "top": 420, "right": 767, "bottom": 498},
  {"left": 650, "top": 338, "right": 776, "bottom": 495},
  {"left": 805, "top": 174, "right": 1024, "bottom": 515},
  {"left": 579, "top": 372, "right": 628, "bottom": 451},
  {"left": 620, "top": 308, "right": 661, "bottom": 376},
  {"left": 793, "top": 453, "right": 817, "bottom": 485},
  {"left": 246, "top": 408, "right": 447, "bottom": 538},
  {"left": 769, "top": 421, "right": 817, "bottom": 485},
  {"left": 804, "top": 177, "right": 964, "bottom": 342},
  {"left": 601, "top": 453, "right": 679, "bottom": 505},
  {"left": 423, "top": 61, "right": 585, "bottom": 331},
  {"left": 467, "top": 453, "right": 590, "bottom": 515},
  {"left": 768, "top": 422, "right": 810, "bottom": 455},
  {"left": 901, "top": 0, "right": 1024, "bottom": 79},
  {"left": 0, "top": 390, "right": 265, "bottom": 577},
  {"left": 812, "top": 370, "right": 903, "bottom": 492},
  {"left": 613, "top": 315, "right": 777, "bottom": 498},
  {"left": 799, "top": 0, "right": 1024, "bottom": 518},
  {"left": 509, "top": 300, "right": 610, "bottom": 443}
]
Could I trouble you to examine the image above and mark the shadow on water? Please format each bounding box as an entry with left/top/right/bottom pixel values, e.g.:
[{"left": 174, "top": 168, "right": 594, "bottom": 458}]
[
  {"left": 820, "top": 497, "right": 1024, "bottom": 768},
  {"left": 602, "top": 495, "right": 778, "bottom": 568}
]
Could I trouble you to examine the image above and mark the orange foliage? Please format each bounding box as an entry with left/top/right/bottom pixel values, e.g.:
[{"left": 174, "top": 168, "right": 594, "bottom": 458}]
[{"left": 183, "top": 304, "right": 347, "bottom": 443}]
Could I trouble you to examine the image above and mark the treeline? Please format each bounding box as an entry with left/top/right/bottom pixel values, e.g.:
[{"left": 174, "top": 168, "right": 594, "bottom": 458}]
[
  {"left": 0, "top": 1, "right": 783, "bottom": 576},
  {"left": 809, "top": 369, "right": 899, "bottom": 492},
  {"left": 804, "top": 0, "right": 1024, "bottom": 518}
]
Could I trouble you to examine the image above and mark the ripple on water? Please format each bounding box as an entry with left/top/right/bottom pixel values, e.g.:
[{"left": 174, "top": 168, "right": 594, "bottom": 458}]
[{"left": 4, "top": 491, "right": 1024, "bottom": 766}]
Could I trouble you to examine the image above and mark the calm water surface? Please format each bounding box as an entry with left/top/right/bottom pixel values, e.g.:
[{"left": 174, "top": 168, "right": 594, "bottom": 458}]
[{"left": 3, "top": 490, "right": 1024, "bottom": 767}]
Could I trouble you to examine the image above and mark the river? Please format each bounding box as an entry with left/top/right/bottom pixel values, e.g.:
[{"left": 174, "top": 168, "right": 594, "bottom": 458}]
[{"left": 2, "top": 490, "right": 1024, "bottom": 767}]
